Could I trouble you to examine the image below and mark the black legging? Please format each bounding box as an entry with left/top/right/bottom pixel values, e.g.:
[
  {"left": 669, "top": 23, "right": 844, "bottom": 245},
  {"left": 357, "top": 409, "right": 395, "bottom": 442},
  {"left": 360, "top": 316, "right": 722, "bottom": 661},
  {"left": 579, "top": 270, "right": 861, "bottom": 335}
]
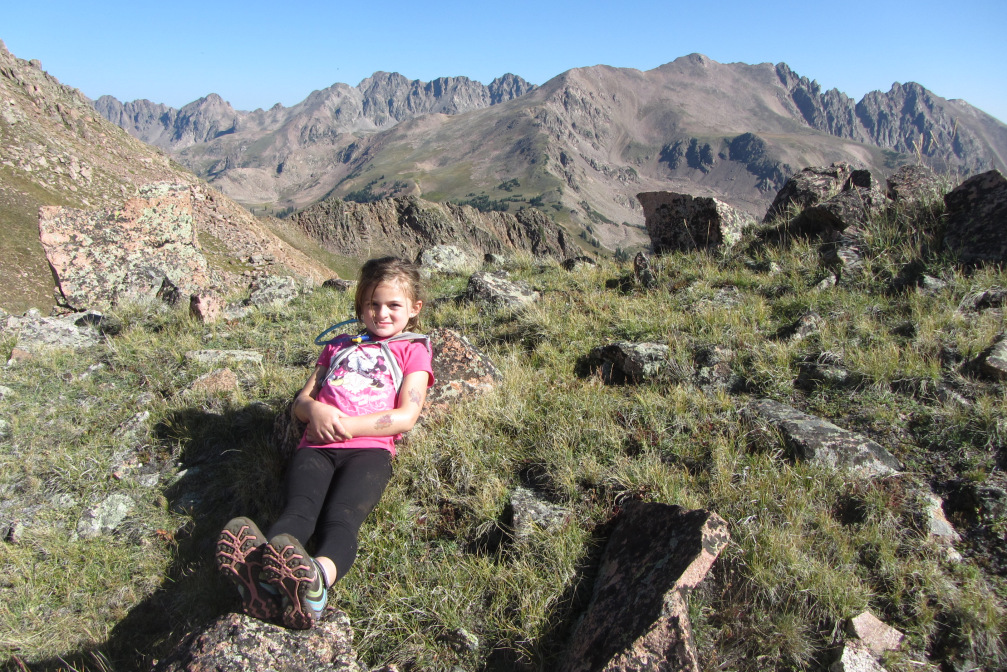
[{"left": 267, "top": 447, "right": 392, "bottom": 581}]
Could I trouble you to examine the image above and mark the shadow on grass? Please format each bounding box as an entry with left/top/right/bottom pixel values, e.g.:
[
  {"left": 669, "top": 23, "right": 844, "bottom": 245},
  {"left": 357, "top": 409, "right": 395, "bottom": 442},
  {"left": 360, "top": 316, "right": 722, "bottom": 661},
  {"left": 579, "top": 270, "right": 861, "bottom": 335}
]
[{"left": 19, "top": 402, "right": 287, "bottom": 672}]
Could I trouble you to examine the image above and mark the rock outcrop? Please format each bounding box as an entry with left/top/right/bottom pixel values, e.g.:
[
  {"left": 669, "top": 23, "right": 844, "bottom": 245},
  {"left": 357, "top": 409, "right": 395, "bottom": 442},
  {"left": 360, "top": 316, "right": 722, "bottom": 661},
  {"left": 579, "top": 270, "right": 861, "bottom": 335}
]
[
  {"left": 39, "top": 183, "right": 216, "bottom": 309},
  {"left": 151, "top": 611, "right": 364, "bottom": 672},
  {"left": 744, "top": 398, "right": 901, "bottom": 478},
  {"left": 561, "top": 502, "right": 729, "bottom": 672},
  {"left": 290, "top": 196, "right": 570, "bottom": 262},
  {"left": 586, "top": 342, "right": 671, "bottom": 384},
  {"left": 943, "top": 169, "right": 1007, "bottom": 265},
  {"left": 637, "top": 191, "right": 752, "bottom": 253},
  {"left": 463, "top": 271, "right": 540, "bottom": 311}
]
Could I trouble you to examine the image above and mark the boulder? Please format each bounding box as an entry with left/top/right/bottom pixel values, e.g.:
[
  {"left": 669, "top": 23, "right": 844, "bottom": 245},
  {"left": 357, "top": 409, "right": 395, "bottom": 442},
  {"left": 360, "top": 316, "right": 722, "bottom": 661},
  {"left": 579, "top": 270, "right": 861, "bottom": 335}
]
[
  {"left": 562, "top": 256, "right": 597, "bottom": 271},
  {"left": 943, "top": 170, "right": 1007, "bottom": 265},
  {"left": 463, "top": 271, "right": 539, "bottom": 311},
  {"left": 561, "top": 502, "right": 729, "bottom": 672},
  {"left": 763, "top": 162, "right": 855, "bottom": 222},
  {"left": 979, "top": 332, "right": 1007, "bottom": 380},
  {"left": 587, "top": 342, "right": 670, "bottom": 384},
  {"left": 846, "top": 611, "right": 905, "bottom": 656},
  {"left": 744, "top": 399, "right": 901, "bottom": 478},
  {"left": 637, "top": 191, "right": 751, "bottom": 254},
  {"left": 188, "top": 368, "right": 240, "bottom": 396},
  {"left": 418, "top": 244, "right": 476, "bottom": 275},
  {"left": 886, "top": 164, "right": 942, "bottom": 206},
  {"left": 322, "top": 278, "right": 356, "bottom": 292},
  {"left": 425, "top": 327, "right": 502, "bottom": 411},
  {"left": 692, "top": 344, "right": 740, "bottom": 393},
  {"left": 184, "top": 349, "right": 264, "bottom": 367},
  {"left": 829, "top": 640, "right": 887, "bottom": 672},
  {"left": 189, "top": 293, "right": 223, "bottom": 323},
  {"left": 151, "top": 611, "right": 365, "bottom": 672},
  {"left": 38, "top": 182, "right": 216, "bottom": 310},
  {"left": 509, "top": 486, "right": 571, "bottom": 542},
  {"left": 247, "top": 275, "right": 301, "bottom": 307},
  {"left": 3, "top": 310, "right": 105, "bottom": 353}
]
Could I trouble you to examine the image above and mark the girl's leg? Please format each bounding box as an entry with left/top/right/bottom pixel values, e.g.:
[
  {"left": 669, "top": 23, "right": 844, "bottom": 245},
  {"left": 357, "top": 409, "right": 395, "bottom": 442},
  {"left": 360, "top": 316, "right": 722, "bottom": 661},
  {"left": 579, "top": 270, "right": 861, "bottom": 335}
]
[
  {"left": 266, "top": 447, "right": 337, "bottom": 544},
  {"left": 313, "top": 448, "right": 392, "bottom": 582}
]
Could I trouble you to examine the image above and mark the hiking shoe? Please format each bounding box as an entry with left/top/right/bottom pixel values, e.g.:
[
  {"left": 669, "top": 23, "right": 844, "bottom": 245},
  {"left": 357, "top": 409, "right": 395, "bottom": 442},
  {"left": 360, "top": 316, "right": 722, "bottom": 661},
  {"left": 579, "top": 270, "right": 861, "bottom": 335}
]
[
  {"left": 215, "top": 517, "right": 281, "bottom": 621},
  {"left": 262, "top": 533, "right": 329, "bottom": 629}
]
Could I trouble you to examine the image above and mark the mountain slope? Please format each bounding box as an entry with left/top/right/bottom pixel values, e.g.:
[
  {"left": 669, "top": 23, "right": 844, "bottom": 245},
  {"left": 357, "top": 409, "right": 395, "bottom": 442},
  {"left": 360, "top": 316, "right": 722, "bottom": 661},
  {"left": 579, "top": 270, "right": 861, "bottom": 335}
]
[{"left": 0, "top": 40, "right": 332, "bottom": 313}]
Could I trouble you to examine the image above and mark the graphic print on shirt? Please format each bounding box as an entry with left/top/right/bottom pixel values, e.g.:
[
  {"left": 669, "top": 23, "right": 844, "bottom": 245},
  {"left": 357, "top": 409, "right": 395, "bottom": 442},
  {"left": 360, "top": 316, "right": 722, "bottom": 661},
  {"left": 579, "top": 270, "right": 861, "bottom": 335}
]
[{"left": 325, "top": 345, "right": 396, "bottom": 416}]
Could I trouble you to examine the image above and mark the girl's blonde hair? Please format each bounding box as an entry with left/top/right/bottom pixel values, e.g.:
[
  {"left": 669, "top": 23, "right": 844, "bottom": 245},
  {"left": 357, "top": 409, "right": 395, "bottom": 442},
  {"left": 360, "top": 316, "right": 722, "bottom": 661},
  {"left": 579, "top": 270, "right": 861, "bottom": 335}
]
[{"left": 354, "top": 257, "right": 424, "bottom": 332}]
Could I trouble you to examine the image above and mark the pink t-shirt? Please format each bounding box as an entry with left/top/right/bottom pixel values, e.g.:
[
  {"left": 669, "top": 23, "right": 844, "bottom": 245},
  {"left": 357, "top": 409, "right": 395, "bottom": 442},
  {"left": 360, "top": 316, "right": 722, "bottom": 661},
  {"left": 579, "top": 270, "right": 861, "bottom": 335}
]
[{"left": 298, "top": 335, "right": 434, "bottom": 455}]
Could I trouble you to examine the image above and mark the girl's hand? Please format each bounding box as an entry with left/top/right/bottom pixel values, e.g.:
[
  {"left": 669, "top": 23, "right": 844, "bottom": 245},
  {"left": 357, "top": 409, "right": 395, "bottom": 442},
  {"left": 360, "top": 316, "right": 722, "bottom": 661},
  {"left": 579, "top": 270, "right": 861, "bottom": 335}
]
[{"left": 304, "top": 399, "right": 353, "bottom": 443}]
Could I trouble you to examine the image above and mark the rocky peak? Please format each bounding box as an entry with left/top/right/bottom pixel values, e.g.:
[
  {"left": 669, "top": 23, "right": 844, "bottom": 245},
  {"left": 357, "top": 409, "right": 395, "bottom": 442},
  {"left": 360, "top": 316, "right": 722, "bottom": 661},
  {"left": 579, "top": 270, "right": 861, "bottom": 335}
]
[{"left": 96, "top": 70, "right": 538, "bottom": 153}]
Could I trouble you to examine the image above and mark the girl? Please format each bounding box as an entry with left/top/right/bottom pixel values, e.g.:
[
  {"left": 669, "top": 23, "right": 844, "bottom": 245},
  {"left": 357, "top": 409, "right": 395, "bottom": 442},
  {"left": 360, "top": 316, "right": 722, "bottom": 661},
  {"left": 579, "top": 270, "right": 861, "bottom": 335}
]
[{"left": 215, "top": 257, "right": 434, "bottom": 629}]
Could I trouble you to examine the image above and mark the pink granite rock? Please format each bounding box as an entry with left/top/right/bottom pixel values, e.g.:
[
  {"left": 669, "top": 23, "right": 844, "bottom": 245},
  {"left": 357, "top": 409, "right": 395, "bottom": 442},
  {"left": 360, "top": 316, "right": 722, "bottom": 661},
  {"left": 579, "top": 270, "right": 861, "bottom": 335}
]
[
  {"left": 39, "top": 183, "right": 215, "bottom": 310},
  {"left": 561, "top": 502, "right": 730, "bottom": 672}
]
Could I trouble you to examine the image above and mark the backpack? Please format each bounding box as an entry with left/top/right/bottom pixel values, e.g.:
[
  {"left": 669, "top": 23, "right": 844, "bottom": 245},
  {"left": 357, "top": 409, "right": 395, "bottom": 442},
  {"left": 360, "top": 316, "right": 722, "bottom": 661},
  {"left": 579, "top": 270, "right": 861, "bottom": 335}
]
[{"left": 321, "top": 330, "right": 431, "bottom": 393}]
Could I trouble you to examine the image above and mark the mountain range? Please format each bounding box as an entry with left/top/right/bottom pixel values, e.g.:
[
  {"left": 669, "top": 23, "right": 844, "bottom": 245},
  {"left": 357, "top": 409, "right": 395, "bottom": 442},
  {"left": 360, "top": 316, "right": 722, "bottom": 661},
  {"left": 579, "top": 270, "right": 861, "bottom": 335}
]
[{"left": 94, "top": 54, "right": 1007, "bottom": 250}]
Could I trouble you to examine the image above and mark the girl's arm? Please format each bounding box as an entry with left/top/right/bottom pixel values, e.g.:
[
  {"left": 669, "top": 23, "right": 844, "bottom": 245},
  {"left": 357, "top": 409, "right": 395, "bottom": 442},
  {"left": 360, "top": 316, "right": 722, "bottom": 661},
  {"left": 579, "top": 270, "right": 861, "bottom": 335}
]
[
  {"left": 292, "top": 365, "right": 352, "bottom": 444},
  {"left": 336, "top": 370, "right": 430, "bottom": 438}
]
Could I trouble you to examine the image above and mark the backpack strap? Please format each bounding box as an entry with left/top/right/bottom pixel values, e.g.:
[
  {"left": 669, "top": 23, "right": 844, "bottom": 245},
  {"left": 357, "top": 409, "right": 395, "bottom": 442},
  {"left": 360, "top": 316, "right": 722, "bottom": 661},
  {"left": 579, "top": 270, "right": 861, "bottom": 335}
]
[{"left": 324, "top": 333, "right": 431, "bottom": 394}]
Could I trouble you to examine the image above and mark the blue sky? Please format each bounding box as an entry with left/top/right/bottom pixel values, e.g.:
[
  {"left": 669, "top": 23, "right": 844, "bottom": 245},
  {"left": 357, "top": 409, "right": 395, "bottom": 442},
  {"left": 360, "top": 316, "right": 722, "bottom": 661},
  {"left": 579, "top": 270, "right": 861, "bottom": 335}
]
[{"left": 5, "top": 0, "right": 1006, "bottom": 123}]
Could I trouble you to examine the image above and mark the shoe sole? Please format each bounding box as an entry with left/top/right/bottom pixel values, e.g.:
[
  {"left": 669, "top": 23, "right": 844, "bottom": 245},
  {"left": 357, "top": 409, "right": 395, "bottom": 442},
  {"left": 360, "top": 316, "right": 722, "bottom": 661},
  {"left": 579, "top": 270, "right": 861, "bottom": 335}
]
[
  {"left": 262, "top": 533, "right": 327, "bottom": 630},
  {"left": 215, "top": 517, "right": 281, "bottom": 621}
]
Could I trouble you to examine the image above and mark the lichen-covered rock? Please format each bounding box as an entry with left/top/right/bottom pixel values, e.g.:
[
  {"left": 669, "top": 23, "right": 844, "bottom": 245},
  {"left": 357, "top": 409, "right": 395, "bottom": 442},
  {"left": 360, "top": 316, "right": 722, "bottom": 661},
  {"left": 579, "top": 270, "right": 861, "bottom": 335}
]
[
  {"left": 151, "top": 611, "right": 365, "bottom": 672},
  {"left": 425, "top": 327, "right": 502, "bottom": 411},
  {"left": 510, "top": 486, "right": 571, "bottom": 542},
  {"left": 561, "top": 502, "right": 729, "bottom": 672},
  {"left": 189, "top": 293, "right": 223, "bottom": 323},
  {"left": 418, "top": 244, "right": 476, "bottom": 275},
  {"left": 289, "top": 195, "right": 571, "bottom": 263},
  {"left": 637, "top": 191, "right": 751, "bottom": 254},
  {"left": 3, "top": 310, "right": 105, "bottom": 353},
  {"left": 463, "top": 271, "right": 539, "bottom": 311},
  {"left": 184, "top": 349, "right": 263, "bottom": 367},
  {"left": 247, "top": 275, "right": 301, "bottom": 307},
  {"left": 38, "top": 182, "right": 217, "bottom": 310},
  {"left": 76, "top": 493, "right": 135, "bottom": 539},
  {"left": 744, "top": 398, "right": 901, "bottom": 478},
  {"left": 587, "top": 342, "right": 670, "bottom": 384},
  {"left": 886, "top": 164, "right": 942, "bottom": 206},
  {"left": 943, "top": 170, "right": 1007, "bottom": 265},
  {"left": 764, "top": 162, "right": 855, "bottom": 222}
]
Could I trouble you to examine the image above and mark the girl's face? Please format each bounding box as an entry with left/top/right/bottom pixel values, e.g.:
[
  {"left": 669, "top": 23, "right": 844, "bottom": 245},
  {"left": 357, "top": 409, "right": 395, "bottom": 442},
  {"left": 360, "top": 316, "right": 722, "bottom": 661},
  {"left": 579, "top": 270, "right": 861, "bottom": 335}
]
[{"left": 360, "top": 280, "right": 422, "bottom": 339}]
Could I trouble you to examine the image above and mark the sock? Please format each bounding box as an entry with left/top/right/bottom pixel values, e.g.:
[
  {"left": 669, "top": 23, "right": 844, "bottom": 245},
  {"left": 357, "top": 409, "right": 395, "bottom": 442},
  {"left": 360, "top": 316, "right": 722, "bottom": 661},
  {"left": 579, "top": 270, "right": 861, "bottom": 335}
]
[{"left": 314, "top": 559, "right": 332, "bottom": 588}]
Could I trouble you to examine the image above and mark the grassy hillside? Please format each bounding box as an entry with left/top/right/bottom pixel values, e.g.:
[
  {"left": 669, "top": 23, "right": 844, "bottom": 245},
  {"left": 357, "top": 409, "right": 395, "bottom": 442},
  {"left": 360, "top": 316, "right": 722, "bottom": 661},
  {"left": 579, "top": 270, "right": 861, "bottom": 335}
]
[{"left": 1, "top": 186, "right": 1005, "bottom": 671}]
